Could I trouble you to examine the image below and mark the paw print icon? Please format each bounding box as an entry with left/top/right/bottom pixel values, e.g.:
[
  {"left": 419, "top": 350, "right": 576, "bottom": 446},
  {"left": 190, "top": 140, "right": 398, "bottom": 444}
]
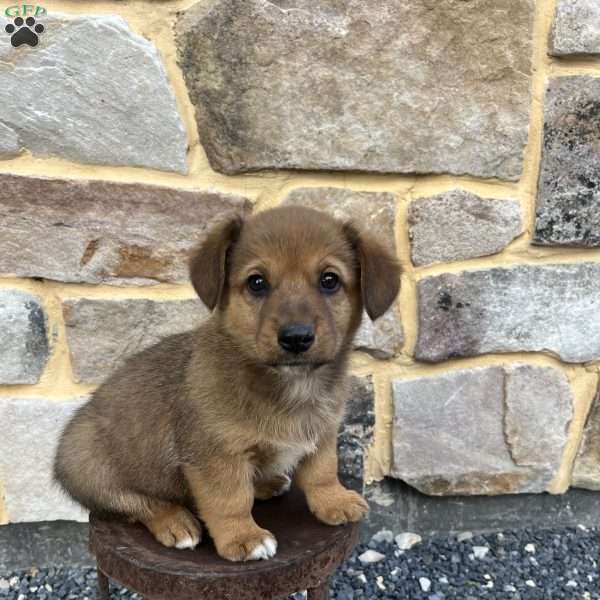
[{"left": 5, "top": 16, "right": 44, "bottom": 48}]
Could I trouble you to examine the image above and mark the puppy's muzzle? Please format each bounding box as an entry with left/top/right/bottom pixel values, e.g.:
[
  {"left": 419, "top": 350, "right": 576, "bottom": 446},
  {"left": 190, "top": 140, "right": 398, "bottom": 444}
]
[{"left": 278, "top": 324, "right": 315, "bottom": 354}]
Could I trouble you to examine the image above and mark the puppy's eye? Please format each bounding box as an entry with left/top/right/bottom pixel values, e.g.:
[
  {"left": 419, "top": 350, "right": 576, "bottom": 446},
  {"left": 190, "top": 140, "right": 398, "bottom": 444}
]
[
  {"left": 247, "top": 274, "right": 269, "bottom": 295},
  {"left": 320, "top": 272, "right": 340, "bottom": 294}
]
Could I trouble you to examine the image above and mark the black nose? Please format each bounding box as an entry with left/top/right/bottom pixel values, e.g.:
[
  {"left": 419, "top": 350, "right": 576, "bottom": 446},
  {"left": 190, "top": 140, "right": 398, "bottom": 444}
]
[{"left": 278, "top": 324, "right": 315, "bottom": 354}]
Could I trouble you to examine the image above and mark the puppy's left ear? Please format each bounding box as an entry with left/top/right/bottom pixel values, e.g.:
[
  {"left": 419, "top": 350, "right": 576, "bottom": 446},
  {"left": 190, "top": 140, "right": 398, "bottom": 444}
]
[
  {"left": 189, "top": 214, "right": 244, "bottom": 310},
  {"left": 344, "top": 223, "right": 401, "bottom": 321}
]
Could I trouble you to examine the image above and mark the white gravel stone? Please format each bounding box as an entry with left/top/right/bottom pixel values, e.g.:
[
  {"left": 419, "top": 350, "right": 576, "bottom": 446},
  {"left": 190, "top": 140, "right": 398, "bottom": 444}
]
[
  {"left": 457, "top": 531, "right": 474, "bottom": 542},
  {"left": 371, "top": 529, "right": 395, "bottom": 544},
  {"left": 473, "top": 546, "right": 490, "bottom": 559},
  {"left": 566, "top": 580, "right": 578, "bottom": 588},
  {"left": 358, "top": 550, "right": 386, "bottom": 564},
  {"left": 395, "top": 532, "right": 423, "bottom": 550},
  {"left": 525, "top": 579, "right": 536, "bottom": 587},
  {"left": 525, "top": 543, "right": 536, "bottom": 553},
  {"left": 419, "top": 577, "right": 432, "bottom": 592}
]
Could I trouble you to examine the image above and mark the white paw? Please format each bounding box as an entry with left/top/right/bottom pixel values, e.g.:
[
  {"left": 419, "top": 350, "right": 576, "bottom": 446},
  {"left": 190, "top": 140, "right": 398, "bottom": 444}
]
[
  {"left": 175, "top": 533, "right": 200, "bottom": 550},
  {"left": 248, "top": 536, "right": 277, "bottom": 560}
]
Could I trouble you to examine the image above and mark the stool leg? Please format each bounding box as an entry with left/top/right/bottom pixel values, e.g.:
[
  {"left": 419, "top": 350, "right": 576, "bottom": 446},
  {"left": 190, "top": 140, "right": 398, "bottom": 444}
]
[
  {"left": 97, "top": 568, "right": 110, "bottom": 600},
  {"left": 307, "top": 577, "right": 330, "bottom": 600}
]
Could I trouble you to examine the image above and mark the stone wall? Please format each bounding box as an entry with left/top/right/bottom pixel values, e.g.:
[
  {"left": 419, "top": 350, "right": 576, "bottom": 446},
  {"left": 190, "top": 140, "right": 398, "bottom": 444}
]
[{"left": 0, "top": 0, "right": 599, "bottom": 525}]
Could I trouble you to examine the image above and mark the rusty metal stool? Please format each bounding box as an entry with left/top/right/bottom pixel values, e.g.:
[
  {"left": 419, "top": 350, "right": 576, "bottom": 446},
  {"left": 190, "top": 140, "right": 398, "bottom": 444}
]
[{"left": 89, "top": 487, "right": 359, "bottom": 600}]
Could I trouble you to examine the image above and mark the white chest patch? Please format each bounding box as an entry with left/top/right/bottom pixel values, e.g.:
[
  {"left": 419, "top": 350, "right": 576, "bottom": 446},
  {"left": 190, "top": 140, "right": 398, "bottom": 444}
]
[
  {"left": 262, "top": 440, "right": 318, "bottom": 478},
  {"left": 277, "top": 367, "right": 328, "bottom": 407}
]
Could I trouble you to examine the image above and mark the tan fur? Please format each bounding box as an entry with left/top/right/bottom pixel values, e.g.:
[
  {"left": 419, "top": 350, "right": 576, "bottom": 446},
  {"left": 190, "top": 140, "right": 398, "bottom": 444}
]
[{"left": 54, "top": 206, "right": 400, "bottom": 562}]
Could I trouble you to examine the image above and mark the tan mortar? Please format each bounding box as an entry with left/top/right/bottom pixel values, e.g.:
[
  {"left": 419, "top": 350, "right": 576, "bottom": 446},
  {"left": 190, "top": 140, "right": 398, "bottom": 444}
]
[{"left": 1, "top": 0, "right": 600, "bottom": 519}]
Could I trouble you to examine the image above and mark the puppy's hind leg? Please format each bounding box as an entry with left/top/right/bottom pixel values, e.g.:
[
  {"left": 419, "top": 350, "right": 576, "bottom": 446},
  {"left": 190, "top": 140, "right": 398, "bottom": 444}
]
[
  {"left": 91, "top": 488, "right": 203, "bottom": 550},
  {"left": 56, "top": 456, "right": 201, "bottom": 549},
  {"left": 139, "top": 500, "right": 202, "bottom": 550},
  {"left": 91, "top": 489, "right": 203, "bottom": 550}
]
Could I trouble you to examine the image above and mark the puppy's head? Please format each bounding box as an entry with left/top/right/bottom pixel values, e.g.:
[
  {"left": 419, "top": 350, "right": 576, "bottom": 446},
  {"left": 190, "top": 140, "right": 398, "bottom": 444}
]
[{"left": 190, "top": 206, "right": 400, "bottom": 371}]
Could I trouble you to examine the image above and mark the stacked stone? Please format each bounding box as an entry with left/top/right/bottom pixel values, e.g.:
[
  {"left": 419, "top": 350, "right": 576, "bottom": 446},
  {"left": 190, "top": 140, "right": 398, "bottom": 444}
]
[{"left": 0, "top": 0, "right": 599, "bottom": 526}]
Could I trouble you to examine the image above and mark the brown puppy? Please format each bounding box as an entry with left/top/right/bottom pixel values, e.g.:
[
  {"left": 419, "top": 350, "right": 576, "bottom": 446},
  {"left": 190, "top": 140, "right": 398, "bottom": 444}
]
[{"left": 54, "top": 206, "right": 400, "bottom": 562}]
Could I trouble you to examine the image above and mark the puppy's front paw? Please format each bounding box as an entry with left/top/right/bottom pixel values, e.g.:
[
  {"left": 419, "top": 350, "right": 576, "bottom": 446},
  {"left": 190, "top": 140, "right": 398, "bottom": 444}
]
[
  {"left": 144, "top": 505, "right": 202, "bottom": 550},
  {"left": 308, "top": 486, "right": 369, "bottom": 526},
  {"left": 216, "top": 526, "right": 277, "bottom": 562}
]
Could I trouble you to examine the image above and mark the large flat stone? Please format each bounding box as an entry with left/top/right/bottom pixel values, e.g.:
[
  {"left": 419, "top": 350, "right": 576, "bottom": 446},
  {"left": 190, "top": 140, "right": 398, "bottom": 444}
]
[
  {"left": 391, "top": 365, "right": 573, "bottom": 495},
  {"left": 177, "top": 0, "right": 534, "bottom": 180},
  {"left": 0, "top": 122, "right": 19, "bottom": 157},
  {"left": 573, "top": 386, "right": 600, "bottom": 490},
  {"left": 283, "top": 188, "right": 397, "bottom": 250},
  {"left": 550, "top": 0, "right": 600, "bottom": 56},
  {"left": 338, "top": 376, "right": 374, "bottom": 492},
  {"left": 0, "top": 290, "right": 49, "bottom": 384},
  {"left": 284, "top": 187, "right": 403, "bottom": 357},
  {"left": 0, "top": 174, "right": 250, "bottom": 285},
  {"left": 409, "top": 190, "right": 522, "bottom": 266},
  {"left": 416, "top": 263, "right": 600, "bottom": 363},
  {"left": 63, "top": 298, "right": 208, "bottom": 384},
  {"left": 0, "top": 14, "right": 187, "bottom": 172},
  {"left": 534, "top": 78, "right": 600, "bottom": 247},
  {"left": 0, "top": 397, "right": 88, "bottom": 522}
]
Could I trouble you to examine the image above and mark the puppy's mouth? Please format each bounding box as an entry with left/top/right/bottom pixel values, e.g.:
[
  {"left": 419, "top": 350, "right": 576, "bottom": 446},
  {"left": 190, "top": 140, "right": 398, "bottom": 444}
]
[{"left": 266, "top": 360, "right": 327, "bottom": 370}]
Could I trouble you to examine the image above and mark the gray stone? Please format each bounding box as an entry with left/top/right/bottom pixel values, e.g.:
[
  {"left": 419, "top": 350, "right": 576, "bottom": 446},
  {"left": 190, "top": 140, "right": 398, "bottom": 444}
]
[
  {"left": 63, "top": 298, "right": 209, "bottom": 384},
  {"left": 573, "top": 386, "right": 600, "bottom": 490},
  {"left": 0, "top": 290, "right": 49, "bottom": 384},
  {"left": 177, "top": 0, "right": 534, "bottom": 180},
  {"left": 415, "top": 263, "right": 600, "bottom": 363},
  {"left": 550, "top": 0, "right": 600, "bottom": 56},
  {"left": 0, "top": 397, "right": 88, "bottom": 522},
  {"left": 0, "top": 174, "right": 250, "bottom": 285},
  {"left": 391, "top": 365, "right": 573, "bottom": 495},
  {"left": 338, "top": 376, "right": 374, "bottom": 491},
  {"left": 284, "top": 187, "right": 403, "bottom": 357},
  {"left": 0, "top": 14, "right": 187, "bottom": 172},
  {"left": 534, "top": 78, "right": 600, "bottom": 247},
  {"left": 354, "top": 312, "right": 404, "bottom": 359},
  {"left": 408, "top": 190, "right": 522, "bottom": 266},
  {"left": 0, "top": 122, "right": 20, "bottom": 157},
  {"left": 283, "top": 188, "right": 397, "bottom": 251}
]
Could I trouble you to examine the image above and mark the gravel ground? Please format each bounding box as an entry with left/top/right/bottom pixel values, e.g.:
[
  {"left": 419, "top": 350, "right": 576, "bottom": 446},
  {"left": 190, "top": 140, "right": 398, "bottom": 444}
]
[{"left": 1, "top": 526, "right": 600, "bottom": 599}]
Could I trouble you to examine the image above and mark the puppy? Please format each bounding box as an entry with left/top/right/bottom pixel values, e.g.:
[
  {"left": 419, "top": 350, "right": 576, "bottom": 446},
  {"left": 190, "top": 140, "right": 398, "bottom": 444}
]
[{"left": 54, "top": 205, "right": 400, "bottom": 562}]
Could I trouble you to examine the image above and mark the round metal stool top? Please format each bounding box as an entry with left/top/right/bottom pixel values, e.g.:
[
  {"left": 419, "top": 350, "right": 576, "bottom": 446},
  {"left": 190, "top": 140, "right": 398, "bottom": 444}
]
[{"left": 89, "top": 487, "right": 360, "bottom": 600}]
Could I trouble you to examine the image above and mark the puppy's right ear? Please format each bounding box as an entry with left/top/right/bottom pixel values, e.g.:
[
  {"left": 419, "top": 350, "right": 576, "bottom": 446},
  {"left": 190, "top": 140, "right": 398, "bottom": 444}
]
[{"left": 189, "top": 215, "right": 244, "bottom": 310}]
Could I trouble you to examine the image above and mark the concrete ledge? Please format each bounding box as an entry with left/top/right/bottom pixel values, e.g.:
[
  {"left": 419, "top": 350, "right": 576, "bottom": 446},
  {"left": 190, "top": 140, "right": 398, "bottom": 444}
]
[
  {"left": 4, "top": 485, "right": 600, "bottom": 571},
  {"left": 365, "top": 479, "right": 600, "bottom": 537}
]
